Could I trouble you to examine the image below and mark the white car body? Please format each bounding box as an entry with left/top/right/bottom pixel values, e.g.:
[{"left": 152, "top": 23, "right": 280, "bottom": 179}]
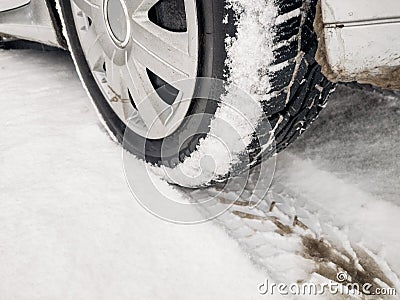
[
  {"left": 0, "top": 0, "right": 60, "bottom": 46},
  {"left": 320, "top": 0, "right": 400, "bottom": 87},
  {"left": 0, "top": 0, "right": 399, "bottom": 88}
]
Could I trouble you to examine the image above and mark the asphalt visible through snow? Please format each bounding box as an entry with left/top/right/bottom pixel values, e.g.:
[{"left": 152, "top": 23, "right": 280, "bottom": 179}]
[{"left": 1, "top": 48, "right": 399, "bottom": 299}]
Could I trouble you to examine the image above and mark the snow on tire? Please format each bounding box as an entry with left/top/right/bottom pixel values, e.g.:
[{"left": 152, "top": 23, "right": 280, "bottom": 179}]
[
  {"left": 152, "top": 0, "right": 336, "bottom": 186},
  {"left": 59, "top": 0, "right": 335, "bottom": 187}
]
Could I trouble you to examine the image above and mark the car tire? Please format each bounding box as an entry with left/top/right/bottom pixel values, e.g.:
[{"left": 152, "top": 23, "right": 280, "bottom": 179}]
[{"left": 58, "top": 0, "right": 335, "bottom": 187}]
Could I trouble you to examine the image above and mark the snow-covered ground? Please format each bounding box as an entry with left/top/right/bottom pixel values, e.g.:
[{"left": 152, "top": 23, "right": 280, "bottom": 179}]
[{"left": 1, "top": 49, "right": 399, "bottom": 299}]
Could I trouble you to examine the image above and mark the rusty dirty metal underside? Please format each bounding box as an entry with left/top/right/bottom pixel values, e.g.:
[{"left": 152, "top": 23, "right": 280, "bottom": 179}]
[{"left": 315, "top": 0, "right": 400, "bottom": 90}]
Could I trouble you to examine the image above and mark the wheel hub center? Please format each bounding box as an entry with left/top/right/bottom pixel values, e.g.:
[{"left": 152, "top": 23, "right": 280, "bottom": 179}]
[{"left": 104, "top": 0, "right": 130, "bottom": 47}]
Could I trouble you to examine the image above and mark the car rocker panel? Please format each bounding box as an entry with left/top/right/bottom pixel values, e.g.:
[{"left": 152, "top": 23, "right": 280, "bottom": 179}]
[
  {"left": 0, "top": 0, "right": 59, "bottom": 47},
  {"left": 320, "top": 0, "right": 400, "bottom": 88}
]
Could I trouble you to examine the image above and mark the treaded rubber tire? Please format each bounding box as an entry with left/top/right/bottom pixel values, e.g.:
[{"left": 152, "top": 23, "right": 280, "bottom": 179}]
[
  {"left": 59, "top": 0, "right": 231, "bottom": 166},
  {"left": 58, "top": 0, "right": 335, "bottom": 186},
  {"left": 244, "top": 0, "right": 336, "bottom": 164},
  {"left": 203, "top": 0, "right": 336, "bottom": 182}
]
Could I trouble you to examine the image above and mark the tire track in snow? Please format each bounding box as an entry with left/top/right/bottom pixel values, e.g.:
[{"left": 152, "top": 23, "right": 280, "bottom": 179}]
[
  {"left": 179, "top": 149, "right": 400, "bottom": 297},
  {"left": 3, "top": 45, "right": 399, "bottom": 298}
]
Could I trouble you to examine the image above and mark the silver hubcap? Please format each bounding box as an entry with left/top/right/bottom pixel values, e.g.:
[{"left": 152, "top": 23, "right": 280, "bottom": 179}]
[{"left": 71, "top": 0, "right": 199, "bottom": 139}]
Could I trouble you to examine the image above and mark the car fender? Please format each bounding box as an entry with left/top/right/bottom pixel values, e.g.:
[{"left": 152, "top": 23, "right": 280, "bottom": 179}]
[{"left": 317, "top": 0, "right": 400, "bottom": 88}]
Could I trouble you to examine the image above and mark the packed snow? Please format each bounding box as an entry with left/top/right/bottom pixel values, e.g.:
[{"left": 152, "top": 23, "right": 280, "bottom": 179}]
[
  {"left": 0, "top": 50, "right": 271, "bottom": 300},
  {"left": 1, "top": 48, "right": 400, "bottom": 299}
]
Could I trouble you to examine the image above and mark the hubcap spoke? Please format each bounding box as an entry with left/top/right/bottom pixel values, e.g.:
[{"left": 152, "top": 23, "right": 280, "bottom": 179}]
[
  {"left": 127, "top": 0, "right": 160, "bottom": 17},
  {"left": 124, "top": 55, "right": 171, "bottom": 134},
  {"left": 71, "top": 0, "right": 100, "bottom": 17},
  {"left": 71, "top": 0, "right": 198, "bottom": 139},
  {"left": 131, "top": 18, "right": 193, "bottom": 83},
  {"left": 100, "top": 52, "right": 126, "bottom": 121},
  {"left": 85, "top": 33, "right": 105, "bottom": 71}
]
